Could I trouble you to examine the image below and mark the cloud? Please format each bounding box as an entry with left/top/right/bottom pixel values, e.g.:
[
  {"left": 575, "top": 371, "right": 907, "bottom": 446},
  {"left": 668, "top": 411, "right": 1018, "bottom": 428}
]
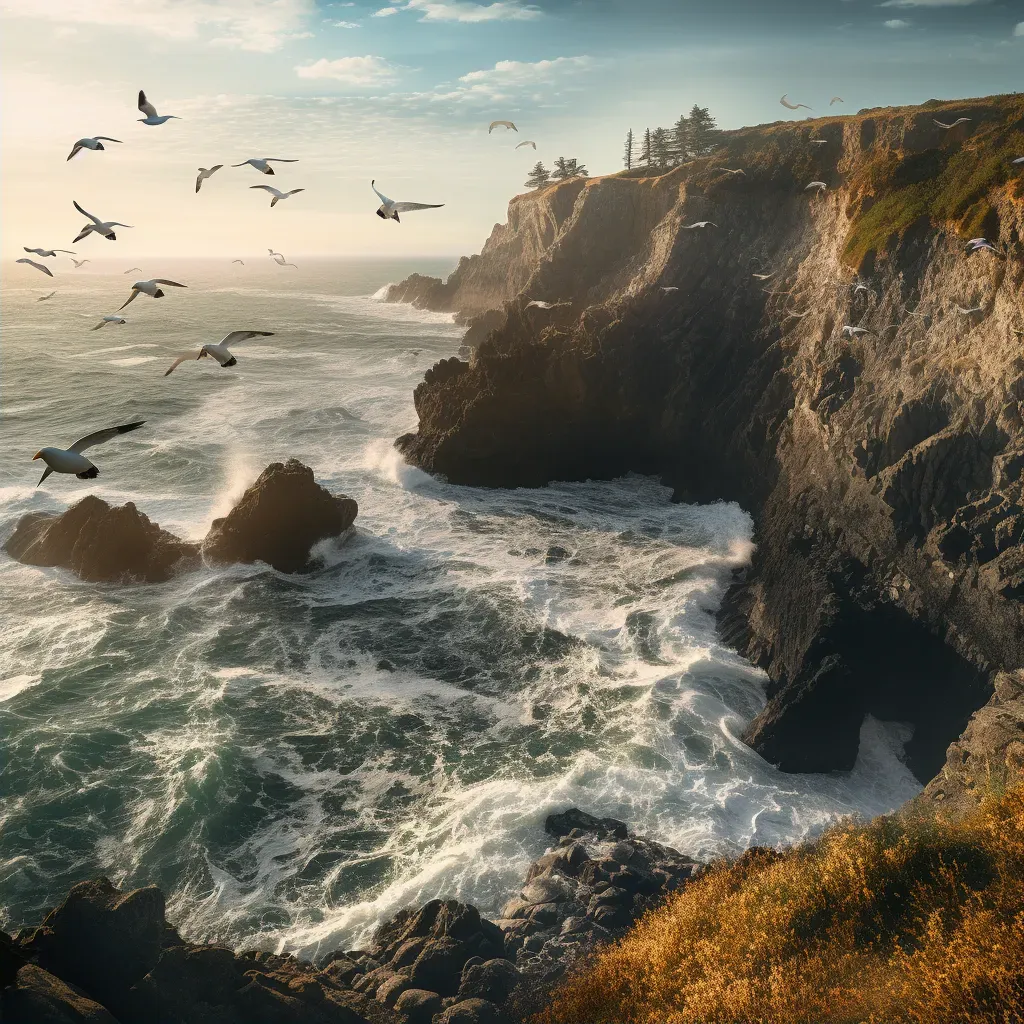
[
  {"left": 372, "top": 6, "right": 400, "bottom": 14},
  {"left": 1015, "top": 21, "right": 1024, "bottom": 36},
  {"left": 428, "top": 55, "right": 593, "bottom": 104},
  {"left": 295, "top": 55, "right": 399, "bottom": 85},
  {"left": 0, "top": 0, "right": 316, "bottom": 52},
  {"left": 879, "top": 0, "right": 988, "bottom": 7},
  {"left": 884, "top": 18, "right": 911, "bottom": 27},
  {"left": 329, "top": 20, "right": 361, "bottom": 27},
  {"left": 403, "top": 0, "right": 542, "bottom": 21}
]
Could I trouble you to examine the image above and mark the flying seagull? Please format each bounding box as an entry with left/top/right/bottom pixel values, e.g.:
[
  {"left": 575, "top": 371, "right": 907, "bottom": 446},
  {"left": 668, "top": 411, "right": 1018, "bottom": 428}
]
[
  {"left": 232, "top": 259, "right": 244, "bottom": 265},
  {"left": 250, "top": 185, "right": 305, "bottom": 207},
  {"left": 829, "top": 97, "right": 844, "bottom": 106},
  {"left": 271, "top": 253, "right": 297, "bottom": 267},
  {"left": 780, "top": 95, "right": 812, "bottom": 111},
  {"left": 138, "top": 90, "right": 179, "bottom": 125},
  {"left": 713, "top": 167, "right": 745, "bottom": 176},
  {"left": 33, "top": 420, "right": 145, "bottom": 486},
  {"left": 67, "top": 136, "right": 122, "bottom": 161},
  {"left": 933, "top": 117, "right": 970, "bottom": 130},
  {"left": 682, "top": 221, "right": 718, "bottom": 229},
  {"left": 785, "top": 309, "right": 811, "bottom": 319},
  {"left": 853, "top": 283, "right": 872, "bottom": 296},
  {"left": 805, "top": 181, "right": 828, "bottom": 192},
  {"left": 123, "top": 267, "right": 143, "bottom": 274},
  {"left": 955, "top": 304, "right": 984, "bottom": 315},
  {"left": 37, "top": 291, "right": 57, "bottom": 302},
  {"left": 967, "top": 240, "right": 1003, "bottom": 257},
  {"left": 91, "top": 315, "right": 127, "bottom": 331},
  {"left": 24, "top": 247, "right": 75, "bottom": 258},
  {"left": 525, "top": 300, "right": 570, "bottom": 310},
  {"left": 232, "top": 158, "right": 298, "bottom": 175},
  {"left": 660, "top": 286, "right": 679, "bottom": 293},
  {"left": 371, "top": 180, "right": 444, "bottom": 223},
  {"left": 841, "top": 325, "right": 874, "bottom": 337},
  {"left": 16, "top": 258, "right": 54, "bottom": 277},
  {"left": 268, "top": 248, "right": 283, "bottom": 257},
  {"left": 119, "top": 278, "right": 187, "bottom": 310},
  {"left": 516, "top": 140, "right": 537, "bottom": 150},
  {"left": 196, "top": 165, "right": 223, "bottom": 193},
  {"left": 752, "top": 272, "right": 775, "bottom": 280},
  {"left": 808, "top": 139, "right": 829, "bottom": 145},
  {"left": 1012, "top": 157, "right": 1024, "bottom": 166},
  {"left": 164, "top": 330, "right": 274, "bottom": 376},
  {"left": 71, "top": 259, "right": 91, "bottom": 268},
  {"left": 489, "top": 121, "right": 517, "bottom": 133},
  {"left": 72, "top": 200, "right": 132, "bottom": 243}
]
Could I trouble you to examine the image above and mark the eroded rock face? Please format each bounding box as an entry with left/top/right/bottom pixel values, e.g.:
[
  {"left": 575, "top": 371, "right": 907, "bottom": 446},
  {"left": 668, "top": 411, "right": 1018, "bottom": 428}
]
[
  {"left": 2, "top": 496, "right": 200, "bottom": 584},
  {"left": 203, "top": 458, "right": 358, "bottom": 574},
  {"left": 390, "top": 94, "right": 1024, "bottom": 786}
]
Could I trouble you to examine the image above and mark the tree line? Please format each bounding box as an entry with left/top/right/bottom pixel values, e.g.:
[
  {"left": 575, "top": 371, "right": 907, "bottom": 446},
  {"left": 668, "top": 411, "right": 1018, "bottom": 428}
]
[
  {"left": 525, "top": 156, "right": 588, "bottom": 190},
  {"left": 623, "top": 105, "right": 719, "bottom": 171}
]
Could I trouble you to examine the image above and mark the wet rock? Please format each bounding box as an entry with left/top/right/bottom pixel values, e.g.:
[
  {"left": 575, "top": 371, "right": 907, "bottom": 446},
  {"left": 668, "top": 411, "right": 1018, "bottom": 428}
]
[
  {"left": 203, "top": 458, "right": 358, "bottom": 573},
  {"left": 456, "top": 959, "right": 521, "bottom": 1005},
  {"left": 436, "top": 997, "right": 511, "bottom": 1024},
  {"left": 544, "top": 810, "right": 627, "bottom": 841},
  {"left": 392, "top": 987, "right": 442, "bottom": 1022},
  {"left": 375, "top": 973, "right": 412, "bottom": 1007},
  {"left": 1, "top": 964, "right": 119, "bottom": 1023},
  {"left": 3, "top": 497, "right": 200, "bottom": 584}
]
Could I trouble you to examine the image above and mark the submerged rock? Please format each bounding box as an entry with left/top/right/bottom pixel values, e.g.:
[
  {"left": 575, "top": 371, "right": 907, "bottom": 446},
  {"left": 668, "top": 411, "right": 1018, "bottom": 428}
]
[
  {"left": 2, "top": 496, "right": 200, "bottom": 584},
  {"left": 202, "top": 458, "right": 358, "bottom": 573}
]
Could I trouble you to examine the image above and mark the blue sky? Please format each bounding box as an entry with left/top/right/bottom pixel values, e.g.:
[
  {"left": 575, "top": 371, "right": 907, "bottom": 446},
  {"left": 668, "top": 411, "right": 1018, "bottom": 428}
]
[{"left": 2, "top": 0, "right": 1022, "bottom": 259}]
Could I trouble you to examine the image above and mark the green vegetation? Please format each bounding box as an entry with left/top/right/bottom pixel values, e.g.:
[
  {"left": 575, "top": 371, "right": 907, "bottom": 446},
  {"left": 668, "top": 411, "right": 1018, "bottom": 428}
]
[
  {"left": 535, "top": 786, "right": 1024, "bottom": 1024},
  {"left": 552, "top": 157, "right": 588, "bottom": 181},
  {"left": 525, "top": 161, "right": 552, "bottom": 190},
  {"left": 623, "top": 104, "right": 721, "bottom": 171}
]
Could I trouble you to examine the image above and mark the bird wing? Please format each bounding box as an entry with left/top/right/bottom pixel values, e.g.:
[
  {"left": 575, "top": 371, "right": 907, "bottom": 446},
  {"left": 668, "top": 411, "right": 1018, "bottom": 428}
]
[
  {"left": 138, "top": 90, "right": 158, "bottom": 117},
  {"left": 69, "top": 419, "right": 146, "bottom": 453},
  {"left": 54, "top": 250, "right": 75, "bottom": 254},
  {"left": 830, "top": 97, "right": 843, "bottom": 105},
  {"left": 94, "top": 137, "right": 122, "bottom": 143},
  {"left": 73, "top": 200, "right": 102, "bottom": 225},
  {"left": 392, "top": 202, "right": 444, "bottom": 212},
  {"left": 250, "top": 185, "right": 279, "bottom": 194},
  {"left": 371, "top": 180, "right": 392, "bottom": 206},
  {"left": 16, "top": 259, "right": 53, "bottom": 277},
  {"left": 285, "top": 189, "right": 305, "bottom": 197},
  {"left": 196, "top": 172, "right": 204, "bottom": 193},
  {"left": 124, "top": 268, "right": 142, "bottom": 274},
  {"left": 163, "top": 352, "right": 202, "bottom": 376},
  {"left": 67, "top": 143, "right": 84, "bottom": 161},
  {"left": 118, "top": 289, "right": 140, "bottom": 310},
  {"left": 37, "top": 465, "right": 54, "bottom": 487},
  {"left": 265, "top": 158, "right": 298, "bottom": 163},
  {"left": 151, "top": 279, "right": 187, "bottom": 287},
  {"left": 90, "top": 320, "right": 107, "bottom": 331},
  {"left": 515, "top": 141, "right": 536, "bottom": 149},
  {"left": 206, "top": 346, "right": 236, "bottom": 366},
  {"left": 24, "top": 247, "right": 44, "bottom": 255},
  {"left": 219, "top": 330, "right": 275, "bottom": 346}
]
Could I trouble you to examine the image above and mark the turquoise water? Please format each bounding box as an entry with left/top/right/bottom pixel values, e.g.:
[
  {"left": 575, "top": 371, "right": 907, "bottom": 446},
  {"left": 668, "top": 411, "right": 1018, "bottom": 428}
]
[{"left": 0, "top": 257, "right": 921, "bottom": 959}]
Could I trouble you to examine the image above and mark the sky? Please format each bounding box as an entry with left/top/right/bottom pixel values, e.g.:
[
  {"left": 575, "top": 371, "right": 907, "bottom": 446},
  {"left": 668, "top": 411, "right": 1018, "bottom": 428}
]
[{"left": 2, "top": 0, "right": 1023, "bottom": 260}]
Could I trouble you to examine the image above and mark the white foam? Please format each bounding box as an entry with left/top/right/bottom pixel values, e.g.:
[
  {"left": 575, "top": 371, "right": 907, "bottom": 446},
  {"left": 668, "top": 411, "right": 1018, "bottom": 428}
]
[{"left": 0, "top": 674, "right": 40, "bottom": 702}]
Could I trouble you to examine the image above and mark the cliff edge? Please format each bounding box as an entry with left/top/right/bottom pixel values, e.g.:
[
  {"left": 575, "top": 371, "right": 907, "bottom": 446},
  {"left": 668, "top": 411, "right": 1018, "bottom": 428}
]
[{"left": 390, "top": 94, "right": 1024, "bottom": 792}]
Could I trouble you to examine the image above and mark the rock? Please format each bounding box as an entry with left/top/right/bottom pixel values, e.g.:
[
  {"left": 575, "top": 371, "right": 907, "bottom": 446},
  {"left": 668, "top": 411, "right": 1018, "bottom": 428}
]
[
  {"left": 203, "top": 458, "right": 358, "bottom": 573},
  {"left": 436, "top": 997, "right": 511, "bottom": 1024},
  {"left": 1, "top": 964, "right": 119, "bottom": 1023},
  {"left": 406, "top": 937, "right": 473, "bottom": 996},
  {"left": 544, "top": 809, "right": 628, "bottom": 841},
  {"left": 375, "top": 973, "right": 412, "bottom": 1007},
  {"left": 2, "top": 931, "right": 29, "bottom": 988},
  {"left": 3, "top": 497, "right": 200, "bottom": 583},
  {"left": 456, "top": 959, "right": 521, "bottom": 1005},
  {"left": 392, "top": 987, "right": 442, "bottom": 1022}
]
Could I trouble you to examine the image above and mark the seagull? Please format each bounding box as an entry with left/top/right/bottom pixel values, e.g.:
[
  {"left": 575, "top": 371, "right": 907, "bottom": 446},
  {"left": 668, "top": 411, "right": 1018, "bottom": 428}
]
[
  {"left": 785, "top": 309, "right": 811, "bottom": 319},
  {"left": 138, "top": 90, "right": 180, "bottom": 126},
  {"left": 33, "top": 421, "right": 145, "bottom": 486},
  {"left": 119, "top": 278, "right": 187, "bottom": 310},
  {"left": 67, "top": 136, "right": 123, "bottom": 161},
  {"left": 371, "top": 181, "right": 444, "bottom": 223},
  {"left": 525, "top": 299, "right": 570, "bottom": 310},
  {"left": 37, "top": 291, "right": 57, "bottom": 302},
  {"left": 660, "top": 286, "right": 679, "bottom": 293},
  {"left": 829, "top": 97, "right": 844, "bottom": 106},
  {"left": 268, "top": 248, "right": 283, "bottom": 257},
  {"left": 780, "top": 95, "right": 812, "bottom": 111},
  {"left": 489, "top": 121, "right": 517, "bottom": 133},
  {"left": 232, "top": 158, "right": 298, "bottom": 175},
  {"left": 967, "top": 241, "right": 1003, "bottom": 257},
  {"left": 805, "top": 181, "right": 828, "bottom": 192},
  {"left": 515, "top": 140, "right": 537, "bottom": 150},
  {"left": 1012, "top": 157, "right": 1024, "bottom": 166},
  {"left": 682, "top": 221, "right": 717, "bottom": 229},
  {"left": 71, "top": 259, "right": 91, "bottom": 268},
  {"left": 91, "top": 316, "right": 127, "bottom": 331},
  {"left": 841, "top": 325, "right": 874, "bottom": 337},
  {"left": 72, "top": 201, "right": 132, "bottom": 243},
  {"left": 808, "top": 139, "right": 829, "bottom": 145},
  {"left": 124, "top": 267, "right": 143, "bottom": 274},
  {"left": 232, "top": 259, "right": 244, "bottom": 265},
  {"left": 163, "top": 330, "right": 274, "bottom": 376},
  {"left": 752, "top": 272, "right": 775, "bottom": 280},
  {"left": 933, "top": 117, "right": 970, "bottom": 130},
  {"left": 24, "top": 247, "right": 75, "bottom": 258},
  {"left": 713, "top": 167, "right": 745, "bottom": 175},
  {"left": 271, "top": 254, "right": 297, "bottom": 267},
  {"left": 16, "top": 258, "right": 54, "bottom": 277},
  {"left": 853, "top": 283, "right": 872, "bottom": 297},
  {"left": 196, "top": 165, "right": 223, "bottom": 193},
  {"left": 955, "top": 304, "right": 984, "bottom": 315},
  {"left": 250, "top": 185, "right": 305, "bottom": 207}
]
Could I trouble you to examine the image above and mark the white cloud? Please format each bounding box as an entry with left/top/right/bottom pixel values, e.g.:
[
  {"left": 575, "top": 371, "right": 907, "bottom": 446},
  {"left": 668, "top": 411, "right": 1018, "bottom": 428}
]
[
  {"left": 884, "top": 18, "right": 911, "bottom": 27},
  {"left": 404, "top": 0, "right": 542, "bottom": 21},
  {"left": 428, "top": 55, "right": 593, "bottom": 104},
  {"left": 372, "top": 6, "right": 400, "bottom": 14},
  {"left": 329, "top": 20, "right": 361, "bottom": 27},
  {"left": 0, "top": 0, "right": 316, "bottom": 52},
  {"left": 879, "top": 0, "right": 988, "bottom": 7},
  {"left": 1015, "top": 21, "right": 1024, "bottom": 36},
  {"left": 295, "top": 55, "right": 399, "bottom": 85}
]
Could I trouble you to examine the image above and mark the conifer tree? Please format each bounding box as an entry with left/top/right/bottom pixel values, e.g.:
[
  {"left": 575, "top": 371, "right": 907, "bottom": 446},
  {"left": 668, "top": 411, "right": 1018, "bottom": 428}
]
[
  {"left": 688, "top": 105, "right": 720, "bottom": 156},
  {"left": 551, "top": 156, "right": 571, "bottom": 181},
  {"left": 651, "top": 127, "right": 671, "bottom": 169},
  {"left": 640, "top": 128, "right": 652, "bottom": 167},
  {"left": 565, "top": 158, "right": 588, "bottom": 178},
  {"left": 525, "top": 161, "right": 551, "bottom": 189},
  {"left": 623, "top": 129, "right": 634, "bottom": 170},
  {"left": 672, "top": 113, "right": 691, "bottom": 163}
]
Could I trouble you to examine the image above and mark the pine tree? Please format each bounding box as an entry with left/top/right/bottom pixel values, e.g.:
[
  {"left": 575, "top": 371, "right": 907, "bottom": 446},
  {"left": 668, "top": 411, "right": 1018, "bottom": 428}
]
[
  {"left": 525, "top": 161, "right": 551, "bottom": 190},
  {"left": 565, "top": 158, "right": 588, "bottom": 178},
  {"left": 551, "top": 156, "right": 571, "bottom": 181},
  {"left": 623, "top": 129, "right": 634, "bottom": 170},
  {"left": 640, "top": 128, "right": 652, "bottom": 167},
  {"left": 651, "top": 127, "right": 671, "bottom": 169},
  {"left": 672, "top": 113, "right": 691, "bottom": 163},
  {"left": 688, "top": 105, "right": 720, "bottom": 156}
]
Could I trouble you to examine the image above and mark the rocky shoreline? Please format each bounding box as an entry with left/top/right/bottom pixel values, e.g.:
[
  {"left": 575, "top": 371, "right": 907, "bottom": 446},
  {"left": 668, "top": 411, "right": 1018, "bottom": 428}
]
[
  {"left": 0, "top": 810, "right": 698, "bottom": 1024},
  {"left": 386, "top": 93, "right": 1024, "bottom": 799}
]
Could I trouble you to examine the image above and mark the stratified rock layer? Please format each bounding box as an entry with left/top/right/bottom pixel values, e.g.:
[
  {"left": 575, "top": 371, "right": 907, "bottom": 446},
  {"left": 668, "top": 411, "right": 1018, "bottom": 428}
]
[{"left": 391, "top": 94, "right": 1024, "bottom": 786}]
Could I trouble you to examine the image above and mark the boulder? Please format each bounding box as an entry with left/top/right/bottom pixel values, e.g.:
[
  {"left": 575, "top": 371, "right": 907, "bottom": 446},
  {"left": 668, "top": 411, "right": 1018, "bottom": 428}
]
[
  {"left": 392, "top": 987, "right": 442, "bottom": 1023},
  {"left": 202, "top": 459, "right": 358, "bottom": 573},
  {"left": 3, "top": 497, "right": 200, "bottom": 583},
  {"left": 436, "top": 997, "right": 511, "bottom": 1024},
  {"left": 1, "top": 964, "right": 119, "bottom": 1023},
  {"left": 544, "top": 809, "right": 627, "bottom": 841},
  {"left": 456, "top": 959, "right": 521, "bottom": 1005}
]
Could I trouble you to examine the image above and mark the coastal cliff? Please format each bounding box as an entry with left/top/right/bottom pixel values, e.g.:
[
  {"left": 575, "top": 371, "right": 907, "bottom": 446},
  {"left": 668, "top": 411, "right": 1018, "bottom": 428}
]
[{"left": 389, "top": 94, "right": 1024, "bottom": 788}]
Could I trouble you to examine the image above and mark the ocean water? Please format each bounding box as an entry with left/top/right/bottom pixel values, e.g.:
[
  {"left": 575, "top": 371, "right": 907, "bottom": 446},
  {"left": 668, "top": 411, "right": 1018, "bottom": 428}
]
[{"left": 0, "top": 258, "right": 921, "bottom": 958}]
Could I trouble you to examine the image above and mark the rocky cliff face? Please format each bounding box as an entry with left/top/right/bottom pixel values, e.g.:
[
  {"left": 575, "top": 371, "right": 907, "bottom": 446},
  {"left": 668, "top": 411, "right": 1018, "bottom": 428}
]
[{"left": 391, "top": 94, "right": 1024, "bottom": 790}]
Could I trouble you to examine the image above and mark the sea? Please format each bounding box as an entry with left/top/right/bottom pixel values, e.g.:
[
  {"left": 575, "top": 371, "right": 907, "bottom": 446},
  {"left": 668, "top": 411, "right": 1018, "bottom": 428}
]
[{"left": 0, "top": 257, "right": 921, "bottom": 958}]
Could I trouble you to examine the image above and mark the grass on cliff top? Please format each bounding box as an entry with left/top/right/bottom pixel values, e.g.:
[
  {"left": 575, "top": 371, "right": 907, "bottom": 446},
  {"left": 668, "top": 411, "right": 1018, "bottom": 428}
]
[{"left": 534, "top": 786, "right": 1024, "bottom": 1024}]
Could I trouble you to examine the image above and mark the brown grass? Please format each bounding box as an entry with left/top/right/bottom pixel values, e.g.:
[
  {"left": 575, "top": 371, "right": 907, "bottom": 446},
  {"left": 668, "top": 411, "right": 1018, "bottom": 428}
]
[{"left": 534, "top": 787, "right": 1024, "bottom": 1024}]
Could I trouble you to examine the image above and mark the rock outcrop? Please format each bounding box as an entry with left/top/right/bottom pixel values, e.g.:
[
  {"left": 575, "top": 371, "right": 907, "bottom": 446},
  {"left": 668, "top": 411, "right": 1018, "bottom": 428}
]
[
  {"left": 203, "top": 458, "right": 358, "bottom": 573},
  {"left": 3, "top": 460, "right": 358, "bottom": 583},
  {"left": 390, "top": 94, "right": 1024, "bottom": 788},
  {"left": 2, "top": 496, "right": 200, "bottom": 584}
]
